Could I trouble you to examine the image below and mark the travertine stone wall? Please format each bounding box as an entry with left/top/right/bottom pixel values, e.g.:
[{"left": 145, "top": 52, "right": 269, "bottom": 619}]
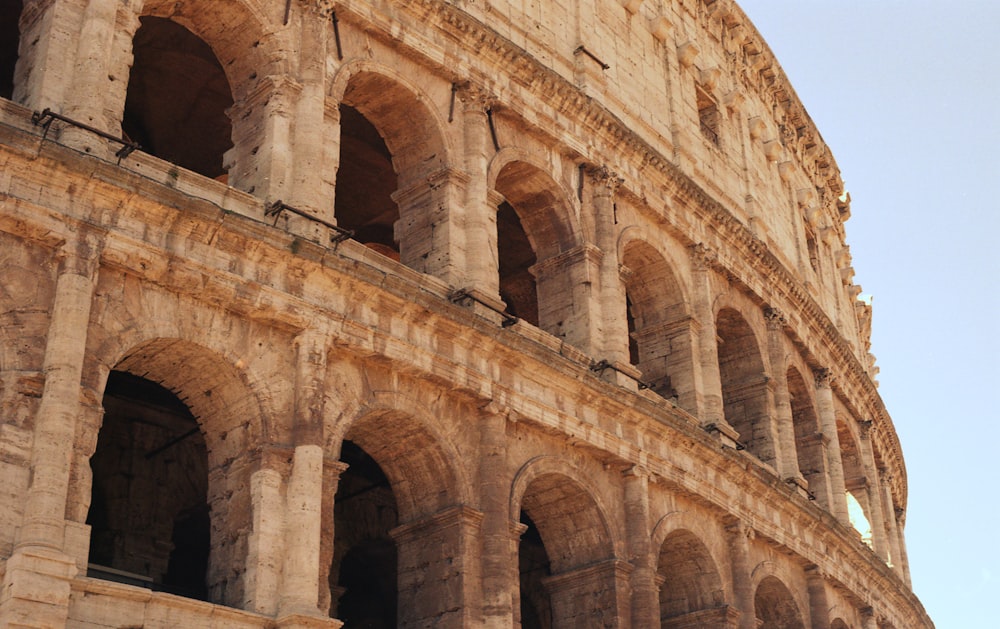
[{"left": 0, "top": 0, "right": 931, "bottom": 628}]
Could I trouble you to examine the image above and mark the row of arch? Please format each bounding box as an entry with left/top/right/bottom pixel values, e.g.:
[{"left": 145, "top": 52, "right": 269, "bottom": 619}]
[
  {"left": 82, "top": 331, "right": 855, "bottom": 628},
  {"left": 0, "top": 0, "right": 897, "bottom": 544}
]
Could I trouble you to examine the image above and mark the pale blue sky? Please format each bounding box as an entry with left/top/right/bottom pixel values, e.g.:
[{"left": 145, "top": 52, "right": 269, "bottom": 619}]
[{"left": 736, "top": 1, "right": 1000, "bottom": 627}]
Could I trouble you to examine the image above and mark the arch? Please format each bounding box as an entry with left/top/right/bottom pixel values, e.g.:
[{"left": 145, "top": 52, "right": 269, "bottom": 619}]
[
  {"left": 754, "top": 576, "right": 805, "bottom": 629},
  {"left": 716, "top": 308, "right": 774, "bottom": 465},
  {"left": 0, "top": 0, "right": 21, "bottom": 100},
  {"left": 138, "top": 0, "right": 278, "bottom": 101},
  {"left": 839, "top": 418, "right": 874, "bottom": 546},
  {"left": 657, "top": 528, "right": 727, "bottom": 624},
  {"left": 87, "top": 337, "right": 272, "bottom": 607},
  {"left": 831, "top": 619, "right": 850, "bottom": 629},
  {"left": 621, "top": 238, "right": 693, "bottom": 402},
  {"left": 334, "top": 392, "right": 469, "bottom": 522},
  {"left": 787, "top": 366, "right": 829, "bottom": 505},
  {"left": 123, "top": 16, "right": 234, "bottom": 178}
]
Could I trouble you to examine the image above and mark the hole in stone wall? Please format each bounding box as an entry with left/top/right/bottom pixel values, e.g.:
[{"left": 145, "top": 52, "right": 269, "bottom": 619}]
[
  {"left": 123, "top": 16, "right": 233, "bottom": 179},
  {"left": 335, "top": 104, "right": 401, "bottom": 260},
  {"left": 805, "top": 228, "right": 820, "bottom": 273},
  {"left": 626, "top": 293, "right": 640, "bottom": 366},
  {"left": 518, "top": 511, "right": 553, "bottom": 629},
  {"left": 87, "top": 370, "right": 209, "bottom": 600},
  {"left": 0, "top": 1, "right": 22, "bottom": 100},
  {"left": 332, "top": 440, "right": 399, "bottom": 627},
  {"left": 498, "top": 201, "right": 539, "bottom": 326},
  {"left": 696, "top": 84, "right": 720, "bottom": 147}
]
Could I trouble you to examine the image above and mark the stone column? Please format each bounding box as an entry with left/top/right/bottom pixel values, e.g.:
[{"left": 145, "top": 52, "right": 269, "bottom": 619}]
[
  {"left": 530, "top": 244, "right": 604, "bottom": 356},
  {"left": 287, "top": 0, "right": 334, "bottom": 224},
  {"left": 895, "top": 511, "right": 912, "bottom": 588},
  {"left": 623, "top": 467, "right": 658, "bottom": 628},
  {"left": 480, "top": 410, "right": 514, "bottom": 628},
  {"left": 245, "top": 447, "right": 291, "bottom": 616},
  {"left": 690, "top": 244, "right": 737, "bottom": 440},
  {"left": 390, "top": 506, "right": 485, "bottom": 628},
  {"left": 58, "top": 0, "right": 137, "bottom": 155},
  {"left": 0, "top": 236, "right": 100, "bottom": 627},
  {"left": 878, "top": 470, "right": 904, "bottom": 576},
  {"left": 459, "top": 83, "right": 501, "bottom": 299},
  {"left": 861, "top": 607, "right": 878, "bottom": 629},
  {"left": 317, "top": 457, "right": 349, "bottom": 617},
  {"left": 856, "top": 421, "right": 890, "bottom": 562},
  {"left": 278, "top": 330, "right": 330, "bottom": 619},
  {"left": 764, "top": 308, "right": 801, "bottom": 485},
  {"left": 805, "top": 565, "right": 831, "bottom": 629},
  {"left": 724, "top": 518, "right": 756, "bottom": 629},
  {"left": 814, "top": 369, "right": 849, "bottom": 525},
  {"left": 12, "top": 0, "right": 81, "bottom": 109},
  {"left": 588, "top": 167, "right": 629, "bottom": 366}
]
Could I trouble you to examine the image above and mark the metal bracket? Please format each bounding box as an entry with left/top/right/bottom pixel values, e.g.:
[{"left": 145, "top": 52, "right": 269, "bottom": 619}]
[
  {"left": 265, "top": 200, "right": 354, "bottom": 244},
  {"left": 449, "top": 289, "right": 518, "bottom": 328},
  {"left": 32, "top": 108, "right": 141, "bottom": 165},
  {"left": 589, "top": 359, "right": 651, "bottom": 390}
]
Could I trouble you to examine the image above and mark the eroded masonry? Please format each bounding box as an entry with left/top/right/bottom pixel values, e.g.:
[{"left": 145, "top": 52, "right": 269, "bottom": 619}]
[{"left": 0, "top": 0, "right": 933, "bottom": 627}]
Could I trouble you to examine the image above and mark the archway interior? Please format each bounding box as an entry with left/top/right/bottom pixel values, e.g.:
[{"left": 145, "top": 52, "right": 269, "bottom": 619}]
[
  {"left": 839, "top": 422, "right": 875, "bottom": 546},
  {"left": 622, "top": 242, "right": 686, "bottom": 399},
  {"left": 754, "top": 576, "right": 805, "bottom": 629},
  {"left": 657, "top": 529, "right": 725, "bottom": 623},
  {"left": 716, "top": 309, "right": 772, "bottom": 464},
  {"left": 788, "top": 367, "right": 826, "bottom": 500},
  {"left": 0, "top": 1, "right": 20, "bottom": 100},
  {"left": 335, "top": 104, "right": 400, "bottom": 259},
  {"left": 87, "top": 370, "right": 209, "bottom": 600},
  {"left": 498, "top": 200, "right": 538, "bottom": 325},
  {"left": 332, "top": 440, "right": 399, "bottom": 627},
  {"left": 123, "top": 16, "right": 233, "bottom": 179},
  {"left": 518, "top": 511, "right": 553, "bottom": 629}
]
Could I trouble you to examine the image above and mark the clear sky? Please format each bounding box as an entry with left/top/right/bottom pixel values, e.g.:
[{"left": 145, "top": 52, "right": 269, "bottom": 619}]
[{"left": 735, "top": 1, "right": 1000, "bottom": 627}]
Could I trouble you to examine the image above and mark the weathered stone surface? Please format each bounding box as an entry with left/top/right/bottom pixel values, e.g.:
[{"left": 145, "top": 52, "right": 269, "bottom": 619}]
[{"left": 0, "top": 0, "right": 931, "bottom": 628}]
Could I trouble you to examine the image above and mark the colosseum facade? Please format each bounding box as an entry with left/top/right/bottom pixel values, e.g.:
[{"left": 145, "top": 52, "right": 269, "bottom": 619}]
[{"left": 0, "top": 0, "right": 933, "bottom": 627}]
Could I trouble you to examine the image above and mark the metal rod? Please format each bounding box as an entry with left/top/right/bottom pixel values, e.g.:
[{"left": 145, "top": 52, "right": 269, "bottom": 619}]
[
  {"left": 449, "top": 289, "right": 518, "bottom": 327},
  {"left": 486, "top": 108, "right": 500, "bottom": 151},
  {"left": 265, "top": 200, "right": 354, "bottom": 244},
  {"left": 577, "top": 163, "right": 585, "bottom": 202},
  {"left": 284, "top": 0, "right": 292, "bottom": 25},
  {"left": 589, "top": 359, "right": 651, "bottom": 390},
  {"left": 332, "top": 12, "right": 343, "bottom": 60},
  {"left": 574, "top": 45, "right": 610, "bottom": 70},
  {"left": 448, "top": 83, "right": 458, "bottom": 123},
  {"left": 145, "top": 427, "right": 200, "bottom": 460},
  {"left": 32, "top": 108, "right": 141, "bottom": 164}
]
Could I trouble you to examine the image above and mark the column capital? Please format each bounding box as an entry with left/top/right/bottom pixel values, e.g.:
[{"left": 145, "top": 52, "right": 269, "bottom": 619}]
[
  {"left": 689, "top": 242, "right": 717, "bottom": 271},
  {"left": 456, "top": 81, "right": 497, "bottom": 112},
  {"left": 814, "top": 367, "right": 833, "bottom": 389},
  {"left": 763, "top": 306, "right": 786, "bottom": 330},
  {"left": 297, "top": 0, "right": 336, "bottom": 18},
  {"left": 585, "top": 165, "right": 624, "bottom": 196}
]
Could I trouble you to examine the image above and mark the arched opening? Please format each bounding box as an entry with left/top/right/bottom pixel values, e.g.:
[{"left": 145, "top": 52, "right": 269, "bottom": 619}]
[
  {"left": 494, "top": 161, "right": 578, "bottom": 340},
  {"left": 123, "top": 16, "right": 233, "bottom": 179},
  {"left": 87, "top": 370, "right": 209, "bottom": 599},
  {"left": 754, "top": 576, "right": 804, "bottom": 629},
  {"left": 335, "top": 104, "right": 400, "bottom": 260},
  {"left": 517, "top": 472, "right": 620, "bottom": 627},
  {"left": 831, "top": 620, "right": 850, "bottom": 629},
  {"left": 657, "top": 530, "right": 727, "bottom": 627},
  {"left": 716, "top": 309, "right": 773, "bottom": 465},
  {"left": 498, "top": 201, "right": 538, "bottom": 325},
  {"left": 331, "top": 440, "right": 399, "bottom": 627},
  {"left": 518, "top": 512, "right": 553, "bottom": 629},
  {"left": 787, "top": 367, "right": 828, "bottom": 504},
  {"left": 839, "top": 421, "right": 874, "bottom": 547},
  {"left": 336, "top": 71, "right": 447, "bottom": 271},
  {"left": 622, "top": 241, "right": 690, "bottom": 402},
  {"left": 331, "top": 406, "right": 468, "bottom": 626},
  {"left": 0, "top": 1, "right": 21, "bottom": 100}
]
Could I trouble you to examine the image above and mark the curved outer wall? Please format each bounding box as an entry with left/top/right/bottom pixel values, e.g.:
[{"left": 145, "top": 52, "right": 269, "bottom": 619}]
[{"left": 0, "top": 0, "right": 931, "bottom": 628}]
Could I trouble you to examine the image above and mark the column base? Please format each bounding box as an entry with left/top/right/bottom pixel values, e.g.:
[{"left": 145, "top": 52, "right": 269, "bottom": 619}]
[
  {"left": 0, "top": 545, "right": 78, "bottom": 628},
  {"left": 276, "top": 612, "right": 344, "bottom": 629}
]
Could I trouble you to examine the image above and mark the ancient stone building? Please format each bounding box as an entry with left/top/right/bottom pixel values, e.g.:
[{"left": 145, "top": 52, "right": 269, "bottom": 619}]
[{"left": 0, "top": 0, "right": 934, "bottom": 627}]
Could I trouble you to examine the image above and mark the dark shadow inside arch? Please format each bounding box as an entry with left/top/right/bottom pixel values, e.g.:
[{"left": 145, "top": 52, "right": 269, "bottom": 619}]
[
  {"left": 0, "top": 1, "right": 21, "bottom": 100},
  {"left": 335, "top": 104, "right": 400, "bottom": 259},
  {"left": 332, "top": 440, "right": 399, "bottom": 627},
  {"left": 717, "top": 308, "right": 772, "bottom": 465},
  {"left": 123, "top": 16, "right": 233, "bottom": 179},
  {"left": 498, "top": 201, "right": 538, "bottom": 325},
  {"left": 657, "top": 529, "right": 727, "bottom": 627},
  {"left": 87, "top": 370, "right": 209, "bottom": 600},
  {"left": 518, "top": 511, "right": 552, "bottom": 629},
  {"left": 754, "top": 576, "right": 805, "bottom": 629}
]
